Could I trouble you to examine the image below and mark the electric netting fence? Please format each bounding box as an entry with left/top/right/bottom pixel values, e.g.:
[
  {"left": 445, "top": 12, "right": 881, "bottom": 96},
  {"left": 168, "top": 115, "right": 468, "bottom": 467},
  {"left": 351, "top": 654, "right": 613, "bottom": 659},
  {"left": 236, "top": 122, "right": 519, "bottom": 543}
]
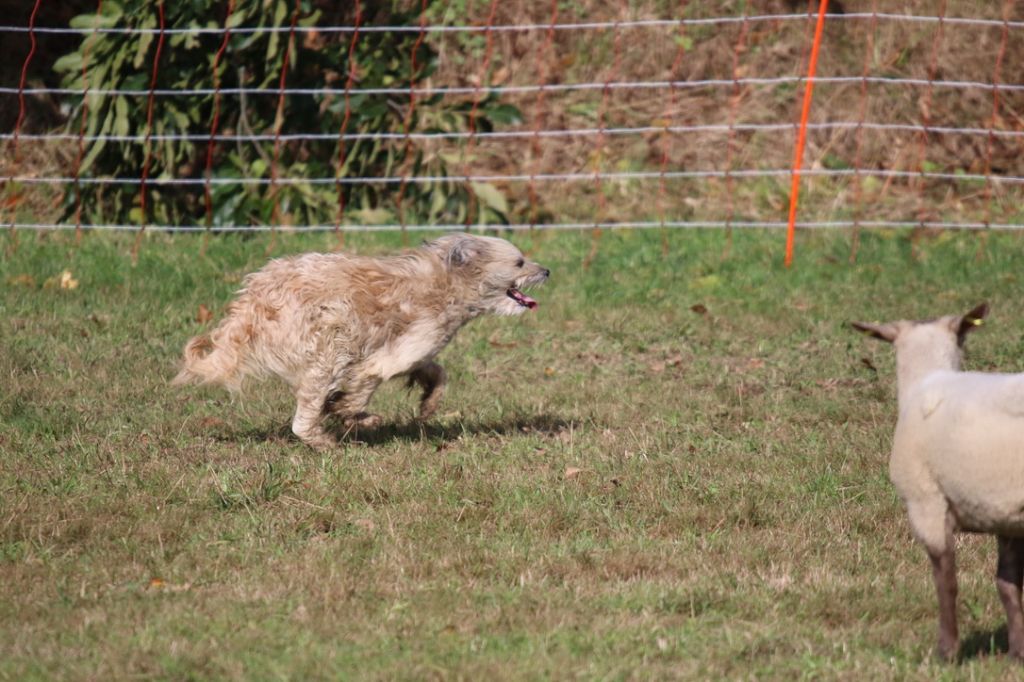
[{"left": 2, "top": 1, "right": 1023, "bottom": 264}]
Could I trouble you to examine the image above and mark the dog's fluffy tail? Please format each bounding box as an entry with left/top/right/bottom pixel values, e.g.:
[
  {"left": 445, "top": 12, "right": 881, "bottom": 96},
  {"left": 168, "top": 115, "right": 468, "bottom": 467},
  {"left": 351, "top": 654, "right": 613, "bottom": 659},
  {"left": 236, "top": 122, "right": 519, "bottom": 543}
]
[{"left": 171, "top": 312, "right": 251, "bottom": 391}]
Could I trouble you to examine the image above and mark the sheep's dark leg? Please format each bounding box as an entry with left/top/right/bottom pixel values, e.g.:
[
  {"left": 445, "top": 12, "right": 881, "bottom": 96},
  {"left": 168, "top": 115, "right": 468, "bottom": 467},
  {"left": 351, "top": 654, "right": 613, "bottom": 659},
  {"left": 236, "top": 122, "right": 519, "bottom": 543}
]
[
  {"left": 928, "top": 516, "right": 959, "bottom": 662},
  {"left": 996, "top": 536, "right": 1024, "bottom": 660},
  {"left": 929, "top": 548, "right": 959, "bottom": 661}
]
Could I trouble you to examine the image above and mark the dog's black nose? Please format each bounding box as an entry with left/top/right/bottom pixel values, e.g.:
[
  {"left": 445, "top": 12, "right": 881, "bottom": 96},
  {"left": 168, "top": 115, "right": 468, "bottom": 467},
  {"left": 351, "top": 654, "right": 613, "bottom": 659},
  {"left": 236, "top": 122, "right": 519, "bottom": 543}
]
[{"left": 542, "top": 268, "right": 551, "bottom": 278}]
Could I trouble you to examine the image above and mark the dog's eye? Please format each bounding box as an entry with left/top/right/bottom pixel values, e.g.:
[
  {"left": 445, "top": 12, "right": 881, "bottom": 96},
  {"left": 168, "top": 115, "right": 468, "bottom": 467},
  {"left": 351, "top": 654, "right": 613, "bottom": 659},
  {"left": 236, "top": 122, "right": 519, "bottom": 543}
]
[{"left": 515, "top": 258, "right": 525, "bottom": 268}]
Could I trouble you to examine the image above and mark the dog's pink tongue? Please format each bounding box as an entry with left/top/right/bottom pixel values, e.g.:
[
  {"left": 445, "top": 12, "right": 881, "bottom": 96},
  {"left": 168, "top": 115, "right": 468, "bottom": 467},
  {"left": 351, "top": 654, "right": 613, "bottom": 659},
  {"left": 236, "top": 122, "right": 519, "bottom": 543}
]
[{"left": 508, "top": 288, "right": 538, "bottom": 310}]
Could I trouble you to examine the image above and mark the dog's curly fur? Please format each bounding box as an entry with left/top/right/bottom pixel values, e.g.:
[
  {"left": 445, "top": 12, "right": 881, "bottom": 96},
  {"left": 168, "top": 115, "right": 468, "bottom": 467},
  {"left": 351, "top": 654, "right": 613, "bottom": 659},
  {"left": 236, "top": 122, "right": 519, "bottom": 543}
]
[{"left": 172, "top": 234, "right": 549, "bottom": 449}]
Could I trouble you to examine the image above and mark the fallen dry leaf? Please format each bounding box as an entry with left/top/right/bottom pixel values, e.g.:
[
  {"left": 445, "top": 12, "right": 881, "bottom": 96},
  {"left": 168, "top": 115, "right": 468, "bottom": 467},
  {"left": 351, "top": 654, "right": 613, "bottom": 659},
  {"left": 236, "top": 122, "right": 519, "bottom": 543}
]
[
  {"left": 491, "top": 66, "right": 511, "bottom": 85},
  {"left": 487, "top": 333, "right": 518, "bottom": 349},
  {"left": 564, "top": 467, "right": 585, "bottom": 480},
  {"left": 59, "top": 270, "right": 79, "bottom": 290},
  {"left": 690, "top": 303, "right": 708, "bottom": 315},
  {"left": 199, "top": 417, "right": 226, "bottom": 429},
  {"left": 44, "top": 270, "right": 78, "bottom": 290},
  {"left": 148, "top": 578, "right": 191, "bottom": 593},
  {"left": 196, "top": 304, "right": 214, "bottom": 324}
]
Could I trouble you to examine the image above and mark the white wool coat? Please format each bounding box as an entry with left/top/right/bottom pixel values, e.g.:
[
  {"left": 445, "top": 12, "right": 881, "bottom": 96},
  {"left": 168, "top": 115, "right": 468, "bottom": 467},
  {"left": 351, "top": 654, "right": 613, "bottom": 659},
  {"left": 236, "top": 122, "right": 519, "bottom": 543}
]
[{"left": 892, "top": 369, "right": 1024, "bottom": 553}]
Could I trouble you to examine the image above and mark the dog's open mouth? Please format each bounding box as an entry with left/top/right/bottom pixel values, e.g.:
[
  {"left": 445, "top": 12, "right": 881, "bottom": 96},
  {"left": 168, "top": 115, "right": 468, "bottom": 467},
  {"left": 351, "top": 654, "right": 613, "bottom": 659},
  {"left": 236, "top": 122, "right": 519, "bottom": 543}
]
[{"left": 507, "top": 287, "right": 538, "bottom": 310}]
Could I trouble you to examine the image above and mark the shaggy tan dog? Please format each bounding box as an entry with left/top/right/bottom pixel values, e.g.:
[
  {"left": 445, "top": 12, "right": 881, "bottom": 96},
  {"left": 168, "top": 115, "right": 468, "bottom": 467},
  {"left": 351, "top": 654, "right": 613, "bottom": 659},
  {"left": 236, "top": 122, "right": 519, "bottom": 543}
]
[{"left": 172, "top": 234, "right": 549, "bottom": 449}]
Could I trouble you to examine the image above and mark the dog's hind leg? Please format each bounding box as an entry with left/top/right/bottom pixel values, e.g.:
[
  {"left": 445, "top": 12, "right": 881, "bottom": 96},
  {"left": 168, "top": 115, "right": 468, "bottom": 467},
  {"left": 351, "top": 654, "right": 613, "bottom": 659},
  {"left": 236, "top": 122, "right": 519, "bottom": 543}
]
[
  {"left": 325, "top": 376, "right": 383, "bottom": 431},
  {"left": 409, "top": 361, "right": 446, "bottom": 421}
]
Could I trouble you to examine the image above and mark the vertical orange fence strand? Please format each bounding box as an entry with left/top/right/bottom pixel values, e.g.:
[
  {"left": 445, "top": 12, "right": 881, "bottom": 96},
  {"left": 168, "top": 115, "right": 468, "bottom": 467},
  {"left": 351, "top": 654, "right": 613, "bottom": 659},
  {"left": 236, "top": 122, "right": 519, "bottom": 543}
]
[
  {"left": 583, "top": 1, "right": 626, "bottom": 269},
  {"left": 721, "top": 14, "right": 749, "bottom": 260},
  {"left": 655, "top": 3, "right": 690, "bottom": 257},
  {"left": 981, "top": 1, "right": 1011, "bottom": 237},
  {"left": 131, "top": 0, "right": 166, "bottom": 262},
  {"left": 395, "top": 0, "right": 429, "bottom": 244},
  {"left": 202, "top": 0, "right": 236, "bottom": 254},
  {"left": 848, "top": 0, "right": 877, "bottom": 263},
  {"left": 783, "top": 0, "right": 828, "bottom": 269},
  {"left": 10, "top": 0, "right": 42, "bottom": 164},
  {"left": 7, "top": 0, "right": 43, "bottom": 248},
  {"left": 73, "top": 0, "right": 105, "bottom": 244},
  {"left": 463, "top": 0, "right": 499, "bottom": 229},
  {"left": 266, "top": 0, "right": 301, "bottom": 255},
  {"left": 526, "top": 0, "right": 559, "bottom": 231},
  {"left": 334, "top": 0, "right": 362, "bottom": 248},
  {"left": 912, "top": 0, "right": 945, "bottom": 258}
]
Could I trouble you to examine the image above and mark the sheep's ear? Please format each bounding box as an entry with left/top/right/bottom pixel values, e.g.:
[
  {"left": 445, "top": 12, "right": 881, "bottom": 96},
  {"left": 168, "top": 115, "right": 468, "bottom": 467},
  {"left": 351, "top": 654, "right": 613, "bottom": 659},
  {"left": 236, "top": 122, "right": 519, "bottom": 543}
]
[
  {"left": 851, "top": 321, "right": 899, "bottom": 343},
  {"left": 955, "top": 302, "right": 988, "bottom": 341}
]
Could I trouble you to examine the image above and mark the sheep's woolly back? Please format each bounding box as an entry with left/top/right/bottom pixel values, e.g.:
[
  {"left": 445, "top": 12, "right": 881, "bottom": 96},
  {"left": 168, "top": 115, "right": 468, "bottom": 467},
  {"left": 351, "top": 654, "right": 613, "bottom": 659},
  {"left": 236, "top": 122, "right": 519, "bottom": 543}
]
[{"left": 892, "top": 369, "right": 1024, "bottom": 544}]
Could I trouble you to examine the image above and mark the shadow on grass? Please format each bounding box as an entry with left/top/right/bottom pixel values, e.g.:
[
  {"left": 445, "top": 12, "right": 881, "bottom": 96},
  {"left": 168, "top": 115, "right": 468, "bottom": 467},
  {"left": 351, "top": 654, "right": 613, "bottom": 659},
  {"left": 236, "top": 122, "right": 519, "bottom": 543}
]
[
  {"left": 959, "top": 625, "right": 1009, "bottom": 661},
  {"left": 219, "top": 412, "right": 575, "bottom": 448}
]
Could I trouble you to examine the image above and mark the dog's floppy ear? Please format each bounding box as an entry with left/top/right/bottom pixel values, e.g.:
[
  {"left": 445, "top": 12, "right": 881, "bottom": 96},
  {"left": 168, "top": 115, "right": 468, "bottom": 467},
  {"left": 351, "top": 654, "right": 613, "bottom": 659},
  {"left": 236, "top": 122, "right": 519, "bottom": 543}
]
[
  {"left": 426, "top": 234, "right": 484, "bottom": 268},
  {"left": 446, "top": 235, "right": 481, "bottom": 267},
  {"left": 851, "top": 320, "right": 899, "bottom": 343}
]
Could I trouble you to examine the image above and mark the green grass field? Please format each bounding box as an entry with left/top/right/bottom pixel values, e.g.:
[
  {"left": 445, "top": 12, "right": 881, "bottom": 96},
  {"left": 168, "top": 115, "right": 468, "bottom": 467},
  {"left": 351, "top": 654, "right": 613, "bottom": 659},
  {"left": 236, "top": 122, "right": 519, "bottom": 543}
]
[{"left": 5, "top": 227, "right": 1024, "bottom": 679}]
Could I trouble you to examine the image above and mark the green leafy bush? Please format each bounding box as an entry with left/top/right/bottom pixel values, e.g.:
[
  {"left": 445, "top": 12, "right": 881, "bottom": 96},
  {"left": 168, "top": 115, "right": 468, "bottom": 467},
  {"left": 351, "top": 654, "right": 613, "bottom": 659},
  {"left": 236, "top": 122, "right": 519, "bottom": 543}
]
[{"left": 55, "top": 0, "right": 520, "bottom": 229}]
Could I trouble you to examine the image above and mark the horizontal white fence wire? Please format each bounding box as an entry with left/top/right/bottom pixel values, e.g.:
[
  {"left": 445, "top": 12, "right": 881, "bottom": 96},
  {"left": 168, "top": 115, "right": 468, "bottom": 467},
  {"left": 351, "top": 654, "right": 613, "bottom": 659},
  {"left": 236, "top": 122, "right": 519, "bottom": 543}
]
[
  {"left": 4, "top": 7, "right": 1024, "bottom": 235},
  {"left": 4, "top": 76, "right": 1024, "bottom": 98},
  {"left": 14, "top": 221, "right": 1024, "bottom": 234},
  {"left": 1, "top": 12, "right": 1023, "bottom": 35},
  {"left": 4, "top": 122, "right": 1024, "bottom": 145},
  {"left": 4, "top": 169, "right": 1024, "bottom": 188}
]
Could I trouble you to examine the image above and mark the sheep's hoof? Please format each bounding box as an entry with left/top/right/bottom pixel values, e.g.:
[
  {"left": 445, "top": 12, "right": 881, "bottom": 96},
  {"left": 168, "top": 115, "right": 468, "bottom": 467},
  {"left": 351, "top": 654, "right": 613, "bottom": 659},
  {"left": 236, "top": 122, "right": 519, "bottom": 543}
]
[{"left": 934, "top": 641, "right": 958, "bottom": 664}]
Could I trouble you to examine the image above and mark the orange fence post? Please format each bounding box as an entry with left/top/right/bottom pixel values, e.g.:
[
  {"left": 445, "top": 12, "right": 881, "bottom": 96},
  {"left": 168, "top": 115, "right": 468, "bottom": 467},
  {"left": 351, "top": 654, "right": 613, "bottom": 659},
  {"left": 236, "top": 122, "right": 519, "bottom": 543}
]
[{"left": 784, "top": 0, "right": 829, "bottom": 268}]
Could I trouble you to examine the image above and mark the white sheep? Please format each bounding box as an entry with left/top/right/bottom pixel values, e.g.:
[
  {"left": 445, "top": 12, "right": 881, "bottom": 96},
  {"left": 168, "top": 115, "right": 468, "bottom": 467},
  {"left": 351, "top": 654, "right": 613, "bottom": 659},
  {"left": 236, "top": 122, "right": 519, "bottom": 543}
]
[{"left": 851, "top": 302, "right": 1024, "bottom": 661}]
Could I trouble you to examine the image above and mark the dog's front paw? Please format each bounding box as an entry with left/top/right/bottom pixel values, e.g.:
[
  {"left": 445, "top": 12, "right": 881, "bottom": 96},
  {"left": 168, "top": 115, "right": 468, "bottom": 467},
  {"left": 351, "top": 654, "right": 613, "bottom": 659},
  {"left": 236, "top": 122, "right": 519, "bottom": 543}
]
[{"left": 299, "top": 432, "right": 338, "bottom": 451}]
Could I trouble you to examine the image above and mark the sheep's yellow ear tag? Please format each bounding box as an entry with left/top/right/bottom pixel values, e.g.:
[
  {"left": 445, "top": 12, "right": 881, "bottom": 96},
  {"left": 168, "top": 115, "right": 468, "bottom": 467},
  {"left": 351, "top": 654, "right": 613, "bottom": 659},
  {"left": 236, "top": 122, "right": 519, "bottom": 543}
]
[{"left": 970, "top": 318, "right": 983, "bottom": 327}]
